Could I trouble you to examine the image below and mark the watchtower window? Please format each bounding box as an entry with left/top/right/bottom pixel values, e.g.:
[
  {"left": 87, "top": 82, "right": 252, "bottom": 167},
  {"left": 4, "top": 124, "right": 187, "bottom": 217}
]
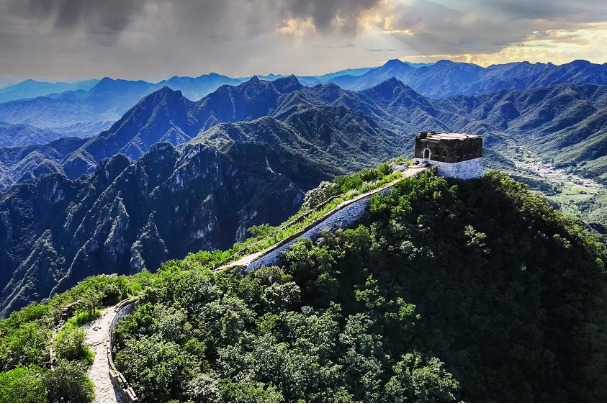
[
  {"left": 423, "top": 148, "right": 431, "bottom": 159},
  {"left": 441, "top": 151, "right": 447, "bottom": 159}
]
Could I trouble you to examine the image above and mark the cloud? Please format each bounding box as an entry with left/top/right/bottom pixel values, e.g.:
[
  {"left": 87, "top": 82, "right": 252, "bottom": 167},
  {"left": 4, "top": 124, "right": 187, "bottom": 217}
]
[
  {"left": 367, "top": 0, "right": 607, "bottom": 60},
  {"left": 0, "top": 0, "right": 605, "bottom": 79},
  {"left": 7, "top": 0, "right": 145, "bottom": 40},
  {"left": 279, "top": 0, "right": 381, "bottom": 34}
]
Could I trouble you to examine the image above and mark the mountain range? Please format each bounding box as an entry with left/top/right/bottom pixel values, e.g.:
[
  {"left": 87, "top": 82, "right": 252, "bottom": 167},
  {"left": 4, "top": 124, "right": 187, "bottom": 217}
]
[
  {"left": 2, "top": 75, "right": 606, "bottom": 191},
  {"left": 0, "top": 79, "right": 99, "bottom": 103},
  {"left": 1, "top": 60, "right": 607, "bottom": 316},
  {"left": 331, "top": 59, "right": 607, "bottom": 98},
  {"left": 0, "top": 74, "right": 245, "bottom": 143},
  {"left": 1, "top": 59, "right": 606, "bottom": 146},
  {"left": 0, "top": 77, "right": 408, "bottom": 316}
]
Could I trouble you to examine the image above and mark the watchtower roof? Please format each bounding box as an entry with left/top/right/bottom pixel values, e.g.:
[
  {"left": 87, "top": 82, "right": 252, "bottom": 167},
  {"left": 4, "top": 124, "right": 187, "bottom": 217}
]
[{"left": 421, "top": 132, "right": 481, "bottom": 141}]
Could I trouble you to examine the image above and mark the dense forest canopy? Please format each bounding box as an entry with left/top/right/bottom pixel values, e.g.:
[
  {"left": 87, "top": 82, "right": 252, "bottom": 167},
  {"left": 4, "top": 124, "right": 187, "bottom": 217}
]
[
  {"left": 0, "top": 169, "right": 606, "bottom": 402},
  {"left": 112, "top": 171, "right": 607, "bottom": 402}
]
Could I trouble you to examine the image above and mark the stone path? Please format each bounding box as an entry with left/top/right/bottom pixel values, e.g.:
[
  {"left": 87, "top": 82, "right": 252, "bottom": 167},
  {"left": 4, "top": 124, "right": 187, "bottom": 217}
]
[{"left": 83, "top": 306, "right": 122, "bottom": 403}]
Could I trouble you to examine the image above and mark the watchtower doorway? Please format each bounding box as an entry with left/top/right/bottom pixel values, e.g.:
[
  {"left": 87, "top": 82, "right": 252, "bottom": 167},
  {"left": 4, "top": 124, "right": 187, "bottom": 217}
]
[{"left": 423, "top": 148, "right": 431, "bottom": 160}]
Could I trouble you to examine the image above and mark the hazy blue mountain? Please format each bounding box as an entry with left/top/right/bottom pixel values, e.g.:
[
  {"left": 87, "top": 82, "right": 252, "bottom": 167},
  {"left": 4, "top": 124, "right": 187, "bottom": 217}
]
[
  {"left": 296, "top": 67, "right": 373, "bottom": 86},
  {"left": 0, "top": 122, "right": 64, "bottom": 148},
  {"left": 0, "top": 137, "right": 87, "bottom": 189},
  {"left": 331, "top": 59, "right": 607, "bottom": 98},
  {"left": 159, "top": 73, "right": 245, "bottom": 100},
  {"left": 0, "top": 79, "right": 99, "bottom": 103},
  {"left": 0, "top": 79, "right": 148, "bottom": 135},
  {"left": 0, "top": 74, "right": 255, "bottom": 140}
]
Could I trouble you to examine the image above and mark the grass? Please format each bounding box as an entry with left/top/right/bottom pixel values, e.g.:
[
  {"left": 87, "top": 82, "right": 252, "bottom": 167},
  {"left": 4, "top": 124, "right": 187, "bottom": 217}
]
[{"left": 66, "top": 309, "right": 102, "bottom": 327}]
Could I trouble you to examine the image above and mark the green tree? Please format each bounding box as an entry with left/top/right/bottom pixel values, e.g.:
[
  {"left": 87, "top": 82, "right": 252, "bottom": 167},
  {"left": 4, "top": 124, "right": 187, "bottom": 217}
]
[
  {"left": 115, "top": 335, "right": 198, "bottom": 402},
  {"left": 0, "top": 323, "right": 50, "bottom": 370},
  {"left": 384, "top": 352, "right": 459, "bottom": 402},
  {"left": 219, "top": 380, "right": 284, "bottom": 403},
  {"left": 0, "top": 365, "right": 48, "bottom": 402}
]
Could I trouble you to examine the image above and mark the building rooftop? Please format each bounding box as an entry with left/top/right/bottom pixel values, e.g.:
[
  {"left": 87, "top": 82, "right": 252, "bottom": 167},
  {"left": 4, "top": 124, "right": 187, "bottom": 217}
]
[{"left": 422, "top": 132, "right": 480, "bottom": 140}]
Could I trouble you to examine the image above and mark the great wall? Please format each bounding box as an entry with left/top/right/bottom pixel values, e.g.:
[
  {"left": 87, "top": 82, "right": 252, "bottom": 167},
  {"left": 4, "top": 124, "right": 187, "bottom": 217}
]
[
  {"left": 220, "top": 165, "right": 425, "bottom": 272},
  {"left": 80, "top": 165, "right": 426, "bottom": 401}
]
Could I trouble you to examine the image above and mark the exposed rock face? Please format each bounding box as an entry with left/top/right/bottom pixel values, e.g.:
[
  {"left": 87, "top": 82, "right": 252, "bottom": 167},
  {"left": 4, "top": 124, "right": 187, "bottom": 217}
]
[{"left": 0, "top": 142, "right": 307, "bottom": 316}]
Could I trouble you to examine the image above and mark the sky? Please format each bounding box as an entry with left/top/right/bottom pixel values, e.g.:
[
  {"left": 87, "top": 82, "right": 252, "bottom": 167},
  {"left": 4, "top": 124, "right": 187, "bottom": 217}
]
[{"left": 1, "top": 0, "right": 606, "bottom": 81}]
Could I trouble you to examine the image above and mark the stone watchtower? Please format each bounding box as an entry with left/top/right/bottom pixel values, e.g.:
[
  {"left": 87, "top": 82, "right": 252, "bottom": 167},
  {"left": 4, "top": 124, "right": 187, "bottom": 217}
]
[{"left": 413, "top": 131, "right": 483, "bottom": 179}]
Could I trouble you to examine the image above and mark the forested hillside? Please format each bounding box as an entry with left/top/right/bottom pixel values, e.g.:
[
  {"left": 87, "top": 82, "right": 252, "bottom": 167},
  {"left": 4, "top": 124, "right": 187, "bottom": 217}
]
[
  {"left": 1, "top": 168, "right": 606, "bottom": 402},
  {"left": 109, "top": 170, "right": 607, "bottom": 402}
]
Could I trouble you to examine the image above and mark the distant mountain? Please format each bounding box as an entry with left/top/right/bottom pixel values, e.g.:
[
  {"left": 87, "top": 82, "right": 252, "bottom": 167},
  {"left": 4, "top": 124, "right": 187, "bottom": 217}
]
[
  {"left": 160, "top": 73, "right": 245, "bottom": 100},
  {"left": 0, "top": 122, "right": 64, "bottom": 148},
  {"left": 330, "top": 59, "right": 607, "bottom": 98},
  {"left": 36, "top": 75, "right": 464, "bottom": 181},
  {"left": 0, "top": 74, "right": 246, "bottom": 139},
  {"left": 434, "top": 83, "right": 607, "bottom": 183},
  {"left": 4, "top": 59, "right": 604, "bottom": 144},
  {"left": 295, "top": 67, "right": 373, "bottom": 86},
  {"left": 0, "top": 95, "right": 404, "bottom": 315},
  {"left": 0, "top": 79, "right": 99, "bottom": 103},
  {"left": 0, "top": 137, "right": 87, "bottom": 189},
  {"left": 0, "top": 81, "right": 145, "bottom": 136},
  {"left": 3, "top": 76, "right": 607, "bottom": 192},
  {"left": 60, "top": 76, "right": 308, "bottom": 178}
]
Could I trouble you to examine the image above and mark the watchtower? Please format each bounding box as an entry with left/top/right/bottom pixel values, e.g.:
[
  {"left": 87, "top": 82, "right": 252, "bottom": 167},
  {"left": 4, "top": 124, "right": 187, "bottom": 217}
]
[{"left": 414, "top": 131, "right": 483, "bottom": 179}]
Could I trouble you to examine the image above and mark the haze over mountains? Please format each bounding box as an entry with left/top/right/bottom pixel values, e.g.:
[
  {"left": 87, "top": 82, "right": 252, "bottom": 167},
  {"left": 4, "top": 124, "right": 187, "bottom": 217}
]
[
  {"left": 1, "top": 73, "right": 606, "bottom": 191},
  {"left": 1, "top": 59, "right": 607, "bottom": 316},
  {"left": 1, "top": 59, "right": 606, "bottom": 145}
]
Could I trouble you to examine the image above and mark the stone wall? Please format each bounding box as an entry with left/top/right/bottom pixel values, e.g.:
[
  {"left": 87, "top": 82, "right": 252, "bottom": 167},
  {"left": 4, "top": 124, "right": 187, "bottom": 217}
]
[
  {"left": 414, "top": 157, "right": 482, "bottom": 180},
  {"left": 107, "top": 299, "right": 138, "bottom": 403},
  {"left": 244, "top": 185, "right": 395, "bottom": 272}
]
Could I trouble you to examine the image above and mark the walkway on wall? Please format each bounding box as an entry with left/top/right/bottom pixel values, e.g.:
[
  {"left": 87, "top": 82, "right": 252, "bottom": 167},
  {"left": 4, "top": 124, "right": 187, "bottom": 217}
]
[
  {"left": 83, "top": 305, "right": 123, "bottom": 403},
  {"left": 219, "top": 165, "right": 426, "bottom": 271}
]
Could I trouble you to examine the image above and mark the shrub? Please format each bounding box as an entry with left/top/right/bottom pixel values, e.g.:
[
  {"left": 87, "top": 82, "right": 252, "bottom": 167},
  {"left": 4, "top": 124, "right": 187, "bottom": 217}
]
[
  {"left": 45, "top": 360, "right": 94, "bottom": 403},
  {"left": 54, "top": 325, "right": 93, "bottom": 364}
]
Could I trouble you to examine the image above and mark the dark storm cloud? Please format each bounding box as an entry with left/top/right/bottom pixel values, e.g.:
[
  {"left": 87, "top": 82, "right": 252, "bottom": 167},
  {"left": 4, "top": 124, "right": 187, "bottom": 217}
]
[
  {"left": 7, "top": 0, "right": 145, "bottom": 38},
  {"left": 5, "top": 0, "right": 380, "bottom": 39}
]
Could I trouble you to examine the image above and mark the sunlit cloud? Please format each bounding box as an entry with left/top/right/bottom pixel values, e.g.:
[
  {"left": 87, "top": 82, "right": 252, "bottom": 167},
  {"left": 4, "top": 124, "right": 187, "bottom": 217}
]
[
  {"left": 278, "top": 18, "right": 316, "bottom": 37},
  {"left": 0, "top": 0, "right": 605, "bottom": 79}
]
